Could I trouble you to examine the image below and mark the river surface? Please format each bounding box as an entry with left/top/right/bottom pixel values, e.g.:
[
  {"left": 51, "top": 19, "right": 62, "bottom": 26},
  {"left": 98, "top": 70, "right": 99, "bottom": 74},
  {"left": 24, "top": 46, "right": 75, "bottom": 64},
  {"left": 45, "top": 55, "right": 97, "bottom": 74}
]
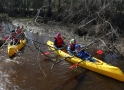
[{"left": 0, "top": 21, "right": 124, "bottom": 90}]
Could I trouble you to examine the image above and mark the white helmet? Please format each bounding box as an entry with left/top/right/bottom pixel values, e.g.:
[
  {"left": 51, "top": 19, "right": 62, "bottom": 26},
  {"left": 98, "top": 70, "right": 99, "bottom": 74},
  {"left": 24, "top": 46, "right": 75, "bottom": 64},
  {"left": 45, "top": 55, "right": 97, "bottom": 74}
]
[{"left": 70, "top": 39, "right": 76, "bottom": 44}]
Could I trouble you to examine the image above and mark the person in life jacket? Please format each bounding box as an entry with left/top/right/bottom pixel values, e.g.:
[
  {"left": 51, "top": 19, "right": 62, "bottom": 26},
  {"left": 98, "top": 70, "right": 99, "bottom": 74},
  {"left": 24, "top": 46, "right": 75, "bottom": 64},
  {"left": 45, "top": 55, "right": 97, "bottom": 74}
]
[
  {"left": 15, "top": 25, "right": 24, "bottom": 39},
  {"left": 54, "top": 32, "right": 65, "bottom": 48},
  {"left": 67, "top": 39, "right": 77, "bottom": 56},
  {"left": 16, "top": 25, "right": 23, "bottom": 34},
  {"left": 20, "top": 25, "right": 26, "bottom": 38},
  {"left": 21, "top": 25, "right": 26, "bottom": 32},
  {"left": 75, "top": 44, "right": 96, "bottom": 63},
  {"left": 10, "top": 30, "right": 20, "bottom": 44}
]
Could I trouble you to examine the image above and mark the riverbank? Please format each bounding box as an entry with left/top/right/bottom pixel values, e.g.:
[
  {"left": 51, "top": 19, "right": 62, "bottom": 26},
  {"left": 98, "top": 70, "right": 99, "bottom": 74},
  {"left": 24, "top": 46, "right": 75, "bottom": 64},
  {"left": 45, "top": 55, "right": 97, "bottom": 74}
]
[
  {"left": 11, "top": 18, "right": 87, "bottom": 44},
  {"left": 11, "top": 18, "right": 124, "bottom": 57}
]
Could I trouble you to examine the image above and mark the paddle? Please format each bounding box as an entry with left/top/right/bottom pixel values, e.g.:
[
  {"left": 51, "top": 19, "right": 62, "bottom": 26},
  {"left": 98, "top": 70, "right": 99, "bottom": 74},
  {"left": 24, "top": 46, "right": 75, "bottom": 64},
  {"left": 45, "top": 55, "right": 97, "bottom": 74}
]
[
  {"left": 69, "top": 50, "right": 103, "bottom": 69},
  {"left": 0, "top": 35, "right": 11, "bottom": 49},
  {"left": 69, "top": 60, "right": 83, "bottom": 69},
  {"left": 3, "top": 35, "right": 10, "bottom": 41},
  {"left": 32, "top": 40, "right": 56, "bottom": 63},
  {"left": 41, "top": 51, "right": 50, "bottom": 55},
  {"left": 41, "top": 46, "right": 67, "bottom": 56},
  {"left": 28, "top": 40, "right": 74, "bottom": 65},
  {"left": 68, "top": 37, "right": 105, "bottom": 69},
  {"left": 51, "top": 55, "right": 74, "bottom": 70},
  {"left": 30, "top": 40, "right": 67, "bottom": 55}
]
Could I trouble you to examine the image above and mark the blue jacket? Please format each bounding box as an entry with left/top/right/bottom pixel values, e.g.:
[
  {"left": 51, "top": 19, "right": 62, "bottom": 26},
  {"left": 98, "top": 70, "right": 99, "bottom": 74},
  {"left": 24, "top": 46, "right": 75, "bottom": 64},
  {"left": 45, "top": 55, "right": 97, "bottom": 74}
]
[
  {"left": 68, "top": 43, "right": 83, "bottom": 55},
  {"left": 76, "top": 50, "right": 90, "bottom": 60},
  {"left": 74, "top": 44, "right": 96, "bottom": 62}
]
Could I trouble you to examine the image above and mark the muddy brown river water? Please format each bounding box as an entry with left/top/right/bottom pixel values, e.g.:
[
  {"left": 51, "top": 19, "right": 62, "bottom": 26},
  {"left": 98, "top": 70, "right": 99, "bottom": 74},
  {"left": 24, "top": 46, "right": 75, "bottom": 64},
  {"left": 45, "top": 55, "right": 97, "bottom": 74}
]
[{"left": 0, "top": 21, "right": 124, "bottom": 90}]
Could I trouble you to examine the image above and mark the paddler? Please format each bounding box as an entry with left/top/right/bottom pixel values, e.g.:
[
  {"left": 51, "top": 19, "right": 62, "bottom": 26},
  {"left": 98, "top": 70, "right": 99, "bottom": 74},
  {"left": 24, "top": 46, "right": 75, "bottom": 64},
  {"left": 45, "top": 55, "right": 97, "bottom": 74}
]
[
  {"left": 10, "top": 30, "right": 20, "bottom": 44},
  {"left": 75, "top": 44, "right": 96, "bottom": 63},
  {"left": 15, "top": 25, "right": 25, "bottom": 39},
  {"left": 54, "top": 32, "right": 65, "bottom": 48},
  {"left": 67, "top": 39, "right": 77, "bottom": 56}
]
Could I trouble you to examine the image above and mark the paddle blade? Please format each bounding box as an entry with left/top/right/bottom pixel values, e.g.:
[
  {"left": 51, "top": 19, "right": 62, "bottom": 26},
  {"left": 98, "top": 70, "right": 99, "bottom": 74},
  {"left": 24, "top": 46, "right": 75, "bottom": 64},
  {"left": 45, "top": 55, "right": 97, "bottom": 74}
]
[
  {"left": 41, "top": 51, "right": 50, "bottom": 56},
  {"left": 96, "top": 50, "right": 103, "bottom": 55},
  {"left": 69, "top": 63, "right": 79, "bottom": 69}
]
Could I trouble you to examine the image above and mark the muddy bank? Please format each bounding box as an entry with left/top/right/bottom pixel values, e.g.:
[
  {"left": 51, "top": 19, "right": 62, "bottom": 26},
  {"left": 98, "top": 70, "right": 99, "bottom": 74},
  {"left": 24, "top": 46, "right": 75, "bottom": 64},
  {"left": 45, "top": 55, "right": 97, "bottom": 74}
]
[
  {"left": 11, "top": 18, "right": 124, "bottom": 57},
  {"left": 11, "top": 18, "right": 87, "bottom": 44}
]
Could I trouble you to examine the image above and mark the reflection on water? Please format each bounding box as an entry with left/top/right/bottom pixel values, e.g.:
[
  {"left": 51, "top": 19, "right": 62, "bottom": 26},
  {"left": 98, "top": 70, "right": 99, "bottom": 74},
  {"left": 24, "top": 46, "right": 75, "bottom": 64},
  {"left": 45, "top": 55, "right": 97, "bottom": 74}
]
[{"left": 0, "top": 23, "right": 124, "bottom": 90}]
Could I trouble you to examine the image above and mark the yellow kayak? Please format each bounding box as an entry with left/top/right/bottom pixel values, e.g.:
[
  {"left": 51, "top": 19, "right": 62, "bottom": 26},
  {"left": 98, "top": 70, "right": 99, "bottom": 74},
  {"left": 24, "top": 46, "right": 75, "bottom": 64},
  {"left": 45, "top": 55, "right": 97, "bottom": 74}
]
[
  {"left": 8, "top": 39, "right": 26, "bottom": 57},
  {"left": 47, "top": 40, "right": 124, "bottom": 82}
]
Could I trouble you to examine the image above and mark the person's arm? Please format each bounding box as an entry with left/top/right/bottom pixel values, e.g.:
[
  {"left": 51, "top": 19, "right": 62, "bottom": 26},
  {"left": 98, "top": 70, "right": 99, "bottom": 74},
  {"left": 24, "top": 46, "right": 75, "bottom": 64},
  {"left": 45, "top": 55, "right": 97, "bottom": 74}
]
[
  {"left": 75, "top": 49, "right": 78, "bottom": 54},
  {"left": 84, "top": 51, "right": 91, "bottom": 58},
  {"left": 79, "top": 45, "right": 84, "bottom": 48},
  {"left": 67, "top": 45, "right": 73, "bottom": 55}
]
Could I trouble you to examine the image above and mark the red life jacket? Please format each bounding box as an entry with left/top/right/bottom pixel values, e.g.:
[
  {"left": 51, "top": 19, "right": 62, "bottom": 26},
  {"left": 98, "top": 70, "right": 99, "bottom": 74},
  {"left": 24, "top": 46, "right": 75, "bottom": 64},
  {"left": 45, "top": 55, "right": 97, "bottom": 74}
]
[
  {"left": 11, "top": 32, "right": 16, "bottom": 38},
  {"left": 54, "top": 37, "right": 63, "bottom": 47},
  {"left": 69, "top": 43, "right": 75, "bottom": 51},
  {"left": 20, "top": 28, "right": 23, "bottom": 33},
  {"left": 11, "top": 32, "right": 19, "bottom": 42},
  {"left": 16, "top": 28, "right": 23, "bottom": 34}
]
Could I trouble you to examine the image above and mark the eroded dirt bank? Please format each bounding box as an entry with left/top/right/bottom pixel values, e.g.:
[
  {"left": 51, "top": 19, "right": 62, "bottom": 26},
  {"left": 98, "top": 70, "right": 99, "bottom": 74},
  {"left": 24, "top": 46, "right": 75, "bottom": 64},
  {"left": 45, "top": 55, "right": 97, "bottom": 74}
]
[{"left": 11, "top": 18, "right": 124, "bottom": 57}]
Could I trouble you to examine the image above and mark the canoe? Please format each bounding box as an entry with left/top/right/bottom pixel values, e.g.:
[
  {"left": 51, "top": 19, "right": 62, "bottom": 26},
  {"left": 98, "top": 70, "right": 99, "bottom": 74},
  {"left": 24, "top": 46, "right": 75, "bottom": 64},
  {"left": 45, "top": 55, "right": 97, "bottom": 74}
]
[
  {"left": 8, "top": 38, "right": 26, "bottom": 57},
  {"left": 46, "top": 40, "right": 124, "bottom": 82}
]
